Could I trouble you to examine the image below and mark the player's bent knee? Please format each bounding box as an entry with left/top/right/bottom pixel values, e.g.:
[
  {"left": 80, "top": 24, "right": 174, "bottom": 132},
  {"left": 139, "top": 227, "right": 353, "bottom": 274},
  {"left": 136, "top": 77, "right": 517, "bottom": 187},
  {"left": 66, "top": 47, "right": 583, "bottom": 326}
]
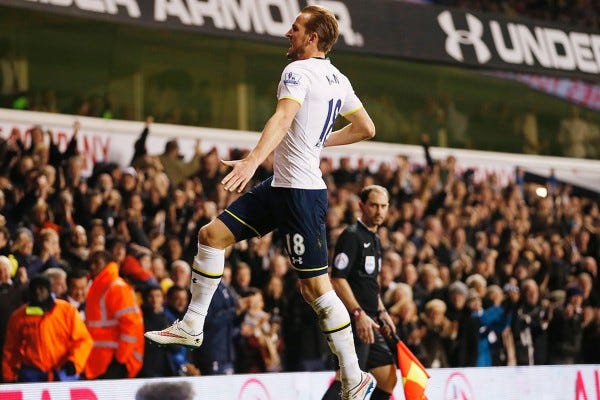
[
  {"left": 198, "top": 220, "right": 235, "bottom": 249},
  {"left": 298, "top": 274, "right": 332, "bottom": 303}
]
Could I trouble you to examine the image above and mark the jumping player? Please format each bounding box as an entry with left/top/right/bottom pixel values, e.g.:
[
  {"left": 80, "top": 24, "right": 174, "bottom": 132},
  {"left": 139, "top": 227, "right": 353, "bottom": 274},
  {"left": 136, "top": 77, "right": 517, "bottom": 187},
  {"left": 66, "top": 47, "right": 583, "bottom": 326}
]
[{"left": 145, "top": 5, "right": 376, "bottom": 399}]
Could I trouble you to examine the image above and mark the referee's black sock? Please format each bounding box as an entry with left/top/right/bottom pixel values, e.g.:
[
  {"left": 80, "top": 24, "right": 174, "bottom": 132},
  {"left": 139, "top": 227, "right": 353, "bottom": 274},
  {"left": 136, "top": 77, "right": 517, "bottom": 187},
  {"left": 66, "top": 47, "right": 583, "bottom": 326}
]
[
  {"left": 321, "top": 380, "right": 342, "bottom": 400},
  {"left": 370, "top": 387, "right": 392, "bottom": 400}
]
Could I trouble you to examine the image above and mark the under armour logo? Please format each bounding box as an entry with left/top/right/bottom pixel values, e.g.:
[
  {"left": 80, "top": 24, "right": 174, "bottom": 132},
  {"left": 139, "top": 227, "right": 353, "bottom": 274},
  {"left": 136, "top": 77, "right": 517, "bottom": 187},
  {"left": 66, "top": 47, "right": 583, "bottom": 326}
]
[
  {"left": 437, "top": 11, "right": 491, "bottom": 64},
  {"left": 291, "top": 257, "right": 303, "bottom": 265}
]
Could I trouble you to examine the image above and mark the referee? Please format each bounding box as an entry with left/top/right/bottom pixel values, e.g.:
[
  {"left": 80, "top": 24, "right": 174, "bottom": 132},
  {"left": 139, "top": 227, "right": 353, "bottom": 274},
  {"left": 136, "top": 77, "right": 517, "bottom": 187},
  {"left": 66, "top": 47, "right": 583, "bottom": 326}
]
[{"left": 322, "top": 185, "right": 397, "bottom": 400}]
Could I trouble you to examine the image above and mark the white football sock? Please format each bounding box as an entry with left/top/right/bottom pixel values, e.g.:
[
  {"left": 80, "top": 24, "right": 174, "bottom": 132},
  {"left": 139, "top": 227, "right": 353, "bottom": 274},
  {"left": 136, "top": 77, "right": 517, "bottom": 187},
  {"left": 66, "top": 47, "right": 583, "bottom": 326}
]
[
  {"left": 182, "top": 243, "right": 225, "bottom": 333},
  {"left": 310, "top": 290, "right": 361, "bottom": 388}
]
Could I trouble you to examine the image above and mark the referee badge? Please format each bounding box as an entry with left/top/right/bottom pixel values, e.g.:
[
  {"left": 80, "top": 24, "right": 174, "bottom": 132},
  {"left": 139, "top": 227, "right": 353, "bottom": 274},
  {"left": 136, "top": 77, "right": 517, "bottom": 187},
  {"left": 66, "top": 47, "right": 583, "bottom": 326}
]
[
  {"left": 364, "top": 255, "right": 376, "bottom": 274},
  {"left": 334, "top": 253, "right": 349, "bottom": 270}
]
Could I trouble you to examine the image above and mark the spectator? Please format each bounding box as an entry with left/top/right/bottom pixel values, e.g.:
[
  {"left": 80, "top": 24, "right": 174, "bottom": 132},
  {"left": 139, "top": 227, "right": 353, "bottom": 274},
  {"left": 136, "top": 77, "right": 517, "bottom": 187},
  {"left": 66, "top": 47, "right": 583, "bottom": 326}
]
[
  {"left": 37, "top": 228, "right": 64, "bottom": 272},
  {"left": 332, "top": 156, "right": 360, "bottom": 188},
  {"left": 267, "top": 251, "right": 296, "bottom": 296},
  {"left": 580, "top": 307, "right": 600, "bottom": 364},
  {"left": 170, "top": 259, "right": 191, "bottom": 290},
  {"left": 109, "top": 236, "right": 156, "bottom": 290},
  {"left": 47, "top": 121, "right": 80, "bottom": 172},
  {"left": 511, "top": 279, "right": 550, "bottom": 365},
  {"left": 157, "top": 139, "right": 202, "bottom": 188},
  {"left": 164, "top": 236, "right": 184, "bottom": 267},
  {"left": 471, "top": 285, "right": 511, "bottom": 366},
  {"left": 413, "top": 264, "right": 440, "bottom": 311},
  {"left": 445, "top": 281, "right": 478, "bottom": 367},
  {"left": 3, "top": 275, "right": 92, "bottom": 382},
  {"left": 238, "top": 290, "right": 283, "bottom": 373},
  {"left": 238, "top": 236, "right": 273, "bottom": 290},
  {"left": 150, "top": 254, "right": 172, "bottom": 293},
  {"left": 198, "top": 148, "right": 224, "bottom": 204},
  {"left": 578, "top": 272, "right": 599, "bottom": 307},
  {"left": 64, "top": 154, "right": 85, "bottom": 192},
  {"left": 11, "top": 227, "right": 43, "bottom": 277},
  {"left": 232, "top": 261, "right": 255, "bottom": 298},
  {"left": 0, "top": 255, "right": 25, "bottom": 382},
  {"left": 139, "top": 285, "right": 193, "bottom": 378},
  {"left": 63, "top": 269, "right": 89, "bottom": 321},
  {"left": 282, "top": 279, "right": 329, "bottom": 372},
  {"left": 415, "top": 299, "right": 452, "bottom": 368},
  {"left": 84, "top": 250, "right": 144, "bottom": 379},
  {"left": 164, "top": 285, "right": 190, "bottom": 322},
  {"left": 466, "top": 273, "right": 488, "bottom": 299},
  {"left": 119, "top": 167, "right": 139, "bottom": 207},
  {"left": 62, "top": 225, "right": 90, "bottom": 272},
  {"left": 390, "top": 299, "right": 419, "bottom": 346},
  {"left": 30, "top": 200, "right": 60, "bottom": 239},
  {"left": 384, "top": 282, "right": 413, "bottom": 310},
  {"left": 130, "top": 116, "right": 156, "bottom": 169},
  {"left": 379, "top": 260, "right": 398, "bottom": 301},
  {"left": 547, "top": 285, "right": 584, "bottom": 364},
  {"left": 43, "top": 267, "right": 67, "bottom": 298},
  {"left": 193, "top": 264, "right": 240, "bottom": 375},
  {"left": 0, "top": 225, "right": 11, "bottom": 256},
  {"left": 263, "top": 275, "right": 287, "bottom": 319}
]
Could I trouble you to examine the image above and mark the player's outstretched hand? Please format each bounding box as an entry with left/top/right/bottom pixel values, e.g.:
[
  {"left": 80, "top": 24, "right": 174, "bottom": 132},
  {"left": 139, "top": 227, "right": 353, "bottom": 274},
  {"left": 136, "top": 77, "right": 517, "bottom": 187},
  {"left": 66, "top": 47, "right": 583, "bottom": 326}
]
[{"left": 221, "top": 158, "right": 258, "bottom": 193}]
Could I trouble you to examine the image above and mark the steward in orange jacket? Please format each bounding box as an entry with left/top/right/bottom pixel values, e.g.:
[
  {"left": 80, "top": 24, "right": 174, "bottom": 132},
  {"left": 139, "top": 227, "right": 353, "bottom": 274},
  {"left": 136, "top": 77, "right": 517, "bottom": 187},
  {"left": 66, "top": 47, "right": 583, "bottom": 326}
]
[
  {"left": 3, "top": 275, "right": 93, "bottom": 382},
  {"left": 85, "top": 250, "right": 144, "bottom": 379}
]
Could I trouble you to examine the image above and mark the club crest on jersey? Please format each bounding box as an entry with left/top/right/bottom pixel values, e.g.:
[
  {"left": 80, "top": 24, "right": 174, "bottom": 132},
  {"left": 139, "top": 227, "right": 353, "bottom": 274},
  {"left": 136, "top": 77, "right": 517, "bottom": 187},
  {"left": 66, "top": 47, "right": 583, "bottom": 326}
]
[{"left": 283, "top": 72, "right": 301, "bottom": 86}]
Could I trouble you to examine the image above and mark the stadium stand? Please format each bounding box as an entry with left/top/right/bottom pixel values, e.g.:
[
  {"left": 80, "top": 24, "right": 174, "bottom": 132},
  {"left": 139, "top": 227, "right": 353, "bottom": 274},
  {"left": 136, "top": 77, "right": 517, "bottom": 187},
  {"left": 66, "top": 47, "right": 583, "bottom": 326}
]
[{"left": 0, "top": 118, "right": 597, "bottom": 383}]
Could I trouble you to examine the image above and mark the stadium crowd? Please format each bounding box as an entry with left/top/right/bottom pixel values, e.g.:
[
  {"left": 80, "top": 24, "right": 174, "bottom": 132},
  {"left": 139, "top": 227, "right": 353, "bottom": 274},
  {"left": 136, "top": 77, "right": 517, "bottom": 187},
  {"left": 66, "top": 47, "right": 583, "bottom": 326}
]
[{"left": 0, "top": 119, "right": 598, "bottom": 383}]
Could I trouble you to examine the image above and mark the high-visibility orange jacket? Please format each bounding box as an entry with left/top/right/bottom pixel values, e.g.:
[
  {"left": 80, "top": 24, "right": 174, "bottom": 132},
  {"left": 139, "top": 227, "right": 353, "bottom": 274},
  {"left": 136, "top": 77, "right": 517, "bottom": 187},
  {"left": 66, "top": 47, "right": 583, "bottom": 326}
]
[
  {"left": 84, "top": 262, "right": 144, "bottom": 379},
  {"left": 2, "top": 299, "right": 93, "bottom": 382}
]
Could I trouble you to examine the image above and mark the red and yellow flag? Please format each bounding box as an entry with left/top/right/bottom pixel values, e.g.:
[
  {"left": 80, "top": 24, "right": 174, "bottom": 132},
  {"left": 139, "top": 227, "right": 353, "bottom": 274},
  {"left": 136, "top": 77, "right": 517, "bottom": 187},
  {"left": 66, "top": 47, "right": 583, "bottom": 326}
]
[{"left": 397, "top": 340, "right": 430, "bottom": 400}]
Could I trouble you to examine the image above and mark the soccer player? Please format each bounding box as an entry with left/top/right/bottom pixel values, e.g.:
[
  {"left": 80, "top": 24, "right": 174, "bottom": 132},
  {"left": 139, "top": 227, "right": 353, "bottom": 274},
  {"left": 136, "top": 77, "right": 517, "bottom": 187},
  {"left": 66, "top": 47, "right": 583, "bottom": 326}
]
[
  {"left": 145, "top": 5, "right": 376, "bottom": 398},
  {"left": 323, "top": 185, "right": 398, "bottom": 400}
]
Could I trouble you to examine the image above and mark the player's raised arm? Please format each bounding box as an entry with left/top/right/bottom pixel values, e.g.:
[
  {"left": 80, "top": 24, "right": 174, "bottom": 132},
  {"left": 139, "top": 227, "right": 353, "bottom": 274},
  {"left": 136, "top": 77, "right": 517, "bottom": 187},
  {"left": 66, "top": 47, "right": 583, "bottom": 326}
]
[
  {"left": 221, "top": 98, "right": 300, "bottom": 193},
  {"left": 324, "top": 107, "right": 375, "bottom": 148}
]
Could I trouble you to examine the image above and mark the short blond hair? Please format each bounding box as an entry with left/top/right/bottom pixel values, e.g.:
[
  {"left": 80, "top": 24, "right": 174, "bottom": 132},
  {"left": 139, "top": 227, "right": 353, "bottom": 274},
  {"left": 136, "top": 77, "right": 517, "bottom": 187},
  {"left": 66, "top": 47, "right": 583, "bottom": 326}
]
[
  {"left": 0, "top": 255, "right": 12, "bottom": 278},
  {"left": 425, "top": 298, "right": 447, "bottom": 313}
]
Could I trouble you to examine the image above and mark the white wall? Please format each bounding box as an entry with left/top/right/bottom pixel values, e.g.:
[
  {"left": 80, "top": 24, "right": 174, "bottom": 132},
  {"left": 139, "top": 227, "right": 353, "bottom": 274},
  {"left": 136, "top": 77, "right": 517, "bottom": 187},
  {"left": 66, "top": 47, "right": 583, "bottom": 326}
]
[{"left": 1, "top": 364, "right": 599, "bottom": 399}]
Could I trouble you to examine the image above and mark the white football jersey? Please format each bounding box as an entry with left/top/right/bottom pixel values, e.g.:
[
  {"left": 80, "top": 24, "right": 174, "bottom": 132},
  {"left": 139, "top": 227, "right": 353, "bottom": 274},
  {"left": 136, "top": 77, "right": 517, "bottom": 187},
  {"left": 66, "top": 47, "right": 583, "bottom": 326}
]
[{"left": 273, "top": 58, "right": 363, "bottom": 189}]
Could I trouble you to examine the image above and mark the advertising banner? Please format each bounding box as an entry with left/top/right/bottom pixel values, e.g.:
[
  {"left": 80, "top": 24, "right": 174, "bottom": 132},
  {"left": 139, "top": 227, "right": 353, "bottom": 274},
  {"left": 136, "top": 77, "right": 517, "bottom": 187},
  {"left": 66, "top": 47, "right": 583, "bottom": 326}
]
[
  {"left": 490, "top": 71, "right": 600, "bottom": 110},
  {"left": 0, "top": 365, "right": 598, "bottom": 400},
  {"left": 0, "top": 0, "right": 598, "bottom": 81}
]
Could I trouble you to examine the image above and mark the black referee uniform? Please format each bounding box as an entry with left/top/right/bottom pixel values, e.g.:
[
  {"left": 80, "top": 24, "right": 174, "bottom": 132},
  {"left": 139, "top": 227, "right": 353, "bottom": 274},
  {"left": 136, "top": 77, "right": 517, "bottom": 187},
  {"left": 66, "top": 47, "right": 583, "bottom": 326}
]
[{"left": 330, "top": 220, "right": 395, "bottom": 370}]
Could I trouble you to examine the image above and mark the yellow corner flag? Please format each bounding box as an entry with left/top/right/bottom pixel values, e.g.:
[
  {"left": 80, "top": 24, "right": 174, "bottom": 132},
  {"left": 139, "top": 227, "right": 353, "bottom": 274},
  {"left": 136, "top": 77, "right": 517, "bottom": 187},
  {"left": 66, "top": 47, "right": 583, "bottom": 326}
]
[{"left": 397, "top": 340, "right": 430, "bottom": 400}]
